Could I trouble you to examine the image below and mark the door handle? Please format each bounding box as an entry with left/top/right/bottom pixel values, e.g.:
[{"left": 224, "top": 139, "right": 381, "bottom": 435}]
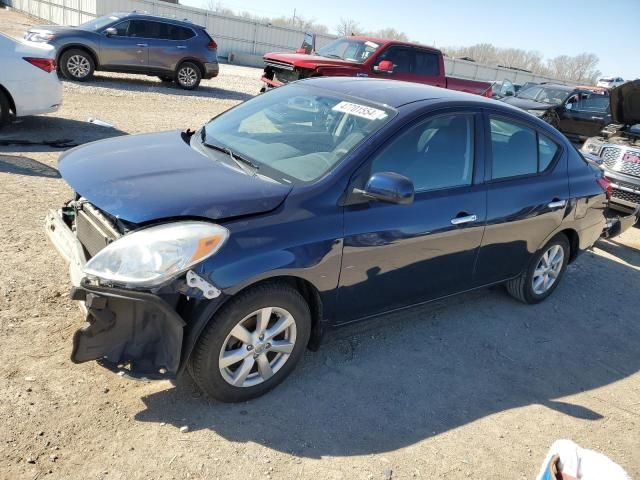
[
  {"left": 176, "top": 45, "right": 187, "bottom": 49},
  {"left": 136, "top": 43, "right": 148, "bottom": 47},
  {"left": 450, "top": 214, "right": 477, "bottom": 225},
  {"left": 548, "top": 199, "right": 567, "bottom": 209}
]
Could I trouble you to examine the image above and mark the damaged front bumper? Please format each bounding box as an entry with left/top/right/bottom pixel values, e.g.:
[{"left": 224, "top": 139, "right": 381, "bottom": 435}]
[{"left": 44, "top": 208, "right": 190, "bottom": 377}]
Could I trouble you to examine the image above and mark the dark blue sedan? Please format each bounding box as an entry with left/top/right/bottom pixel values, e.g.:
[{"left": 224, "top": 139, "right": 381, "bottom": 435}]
[{"left": 45, "top": 77, "right": 632, "bottom": 402}]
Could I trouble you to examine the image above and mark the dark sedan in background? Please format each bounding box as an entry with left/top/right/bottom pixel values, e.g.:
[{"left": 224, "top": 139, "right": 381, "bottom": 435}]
[
  {"left": 502, "top": 83, "right": 611, "bottom": 142},
  {"left": 25, "top": 12, "right": 219, "bottom": 89},
  {"left": 45, "top": 78, "right": 632, "bottom": 402}
]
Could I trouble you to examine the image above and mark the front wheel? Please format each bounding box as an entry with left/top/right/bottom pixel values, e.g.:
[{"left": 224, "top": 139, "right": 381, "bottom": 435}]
[
  {"left": 60, "top": 49, "right": 95, "bottom": 81},
  {"left": 506, "top": 234, "right": 570, "bottom": 304},
  {"left": 189, "top": 283, "right": 311, "bottom": 402},
  {"left": 0, "top": 90, "right": 10, "bottom": 128},
  {"left": 176, "top": 62, "right": 201, "bottom": 90}
]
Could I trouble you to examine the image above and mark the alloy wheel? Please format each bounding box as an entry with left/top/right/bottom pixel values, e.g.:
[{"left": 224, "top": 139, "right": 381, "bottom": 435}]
[
  {"left": 67, "top": 55, "right": 91, "bottom": 78},
  {"left": 178, "top": 67, "right": 198, "bottom": 87},
  {"left": 218, "top": 307, "right": 297, "bottom": 388},
  {"left": 532, "top": 244, "right": 564, "bottom": 295}
]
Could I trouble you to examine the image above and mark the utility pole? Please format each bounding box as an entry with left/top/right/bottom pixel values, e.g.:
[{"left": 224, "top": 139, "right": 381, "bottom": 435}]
[{"left": 292, "top": 8, "right": 296, "bottom": 27}]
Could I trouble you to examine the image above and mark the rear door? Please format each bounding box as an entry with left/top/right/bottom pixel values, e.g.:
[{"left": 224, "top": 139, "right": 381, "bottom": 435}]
[
  {"left": 99, "top": 20, "right": 149, "bottom": 70},
  {"left": 371, "top": 46, "right": 445, "bottom": 88},
  {"left": 473, "top": 112, "right": 569, "bottom": 285},
  {"left": 338, "top": 110, "right": 486, "bottom": 321},
  {"left": 147, "top": 22, "right": 196, "bottom": 72},
  {"left": 557, "top": 91, "right": 611, "bottom": 139}
]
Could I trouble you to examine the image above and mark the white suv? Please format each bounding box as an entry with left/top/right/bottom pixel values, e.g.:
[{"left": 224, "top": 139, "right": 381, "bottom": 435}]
[
  {"left": 597, "top": 77, "right": 625, "bottom": 89},
  {"left": 0, "top": 32, "right": 62, "bottom": 128}
]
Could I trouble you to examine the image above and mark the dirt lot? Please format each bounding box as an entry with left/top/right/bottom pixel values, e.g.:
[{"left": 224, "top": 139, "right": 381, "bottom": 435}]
[{"left": 1, "top": 8, "right": 639, "bottom": 480}]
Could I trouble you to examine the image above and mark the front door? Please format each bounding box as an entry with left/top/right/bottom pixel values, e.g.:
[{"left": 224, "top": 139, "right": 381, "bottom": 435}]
[
  {"left": 473, "top": 113, "right": 570, "bottom": 284},
  {"left": 371, "top": 45, "right": 444, "bottom": 88},
  {"left": 338, "top": 111, "right": 486, "bottom": 322},
  {"left": 558, "top": 91, "right": 611, "bottom": 139},
  {"left": 99, "top": 20, "right": 149, "bottom": 70}
]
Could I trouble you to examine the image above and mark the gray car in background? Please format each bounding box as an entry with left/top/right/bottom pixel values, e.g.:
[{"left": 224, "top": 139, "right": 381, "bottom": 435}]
[{"left": 25, "top": 12, "right": 219, "bottom": 90}]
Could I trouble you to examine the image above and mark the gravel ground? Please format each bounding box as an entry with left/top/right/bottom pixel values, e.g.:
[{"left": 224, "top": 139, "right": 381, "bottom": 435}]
[{"left": 1, "top": 8, "right": 639, "bottom": 480}]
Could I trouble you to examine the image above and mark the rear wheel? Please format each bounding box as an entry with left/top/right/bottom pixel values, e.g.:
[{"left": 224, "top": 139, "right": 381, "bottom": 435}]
[
  {"left": 506, "top": 234, "right": 570, "bottom": 304},
  {"left": 60, "top": 49, "right": 95, "bottom": 81},
  {"left": 0, "top": 90, "right": 10, "bottom": 128},
  {"left": 176, "top": 62, "right": 201, "bottom": 90},
  {"left": 190, "top": 283, "right": 311, "bottom": 402}
]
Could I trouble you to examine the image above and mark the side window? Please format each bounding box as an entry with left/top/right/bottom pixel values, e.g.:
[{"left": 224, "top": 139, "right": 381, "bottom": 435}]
[
  {"left": 490, "top": 117, "right": 559, "bottom": 179},
  {"left": 128, "top": 20, "right": 161, "bottom": 39},
  {"left": 174, "top": 26, "right": 195, "bottom": 40},
  {"left": 371, "top": 114, "right": 475, "bottom": 192},
  {"left": 113, "top": 21, "right": 130, "bottom": 36},
  {"left": 414, "top": 50, "right": 439, "bottom": 76},
  {"left": 538, "top": 134, "right": 559, "bottom": 171},
  {"left": 376, "top": 46, "right": 415, "bottom": 74}
]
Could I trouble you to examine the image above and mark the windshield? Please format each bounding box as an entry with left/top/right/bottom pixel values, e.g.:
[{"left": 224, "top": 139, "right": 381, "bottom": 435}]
[
  {"left": 78, "top": 15, "right": 121, "bottom": 31},
  {"left": 200, "top": 84, "right": 395, "bottom": 184},
  {"left": 316, "top": 38, "right": 381, "bottom": 63},
  {"left": 516, "top": 85, "right": 571, "bottom": 105}
]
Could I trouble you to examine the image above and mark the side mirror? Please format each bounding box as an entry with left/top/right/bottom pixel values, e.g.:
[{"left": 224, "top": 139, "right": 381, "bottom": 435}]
[
  {"left": 104, "top": 27, "right": 117, "bottom": 37},
  {"left": 295, "top": 47, "right": 307, "bottom": 54},
  {"left": 374, "top": 60, "right": 394, "bottom": 74},
  {"left": 358, "top": 172, "right": 414, "bottom": 205}
]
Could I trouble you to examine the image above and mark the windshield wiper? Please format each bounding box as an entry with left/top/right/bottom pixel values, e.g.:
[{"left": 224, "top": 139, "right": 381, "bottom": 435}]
[
  {"left": 200, "top": 129, "right": 259, "bottom": 175},
  {"left": 321, "top": 53, "right": 343, "bottom": 59}
]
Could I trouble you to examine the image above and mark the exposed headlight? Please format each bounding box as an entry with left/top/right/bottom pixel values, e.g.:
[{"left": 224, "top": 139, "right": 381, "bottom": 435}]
[
  {"left": 527, "top": 109, "right": 546, "bottom": 117},
  {"left": 83, "top": 221, "right": 229, "bottom": 288},
  {"left": 25, "top": 31, "right": 55, "bottom": 42},
  {"left": 581, "top": 138, "right": 603, "bottom": 155}
]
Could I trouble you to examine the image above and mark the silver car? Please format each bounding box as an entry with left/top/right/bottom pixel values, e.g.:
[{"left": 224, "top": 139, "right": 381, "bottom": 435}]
[{"left": 25, "top": 12, "right": 219, "bottom": 90}]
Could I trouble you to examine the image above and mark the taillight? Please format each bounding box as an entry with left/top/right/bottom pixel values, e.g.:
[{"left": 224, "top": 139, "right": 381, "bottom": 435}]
[
  {"left": 597, "top": 176, "right": 613, "bottom": 199},
  {"left": 207, "top": 40, "right": 217, "bottom": 50},
  {"left": 23, "top": 57, "right": 56, "bottom": 73}
]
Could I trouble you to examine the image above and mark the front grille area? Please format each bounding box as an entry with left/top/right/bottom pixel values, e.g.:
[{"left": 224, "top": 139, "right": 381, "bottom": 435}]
[
  {"left": 601, "top": 146, "right": 640, "bottom": 177},
  {"left": 273, "top": 68, "right": 300, "bottom": 84},
  {"left": 612, "top": 188, "right": 640, "bottom": 206},
  {"left": 75, "top": 203, "right": 121, "bottom": 258}
]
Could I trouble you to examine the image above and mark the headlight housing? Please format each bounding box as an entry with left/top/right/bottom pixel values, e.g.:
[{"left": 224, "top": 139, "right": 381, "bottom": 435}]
[
  {"left": 581, "top": 138, "right": 603, "bottom": 155},
  {"left": 25, "top": 31, "right": 56, "bottom": 42},
  {"left": 527, "top": 109, "right": 546, "bottom": 117},
  {"left": 83, "top": 221, "right": 229, "bottom": 288}
]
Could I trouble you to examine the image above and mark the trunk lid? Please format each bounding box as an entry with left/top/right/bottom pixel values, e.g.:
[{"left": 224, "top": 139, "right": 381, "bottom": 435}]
[{"left": 58, "top": 131, "right": 292, "bottom": 224}]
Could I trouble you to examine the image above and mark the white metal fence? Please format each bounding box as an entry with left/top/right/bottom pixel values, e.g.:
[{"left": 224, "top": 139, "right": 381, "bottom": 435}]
[{"left": 2, "top": 0, "right": 566, "bottom": 86}]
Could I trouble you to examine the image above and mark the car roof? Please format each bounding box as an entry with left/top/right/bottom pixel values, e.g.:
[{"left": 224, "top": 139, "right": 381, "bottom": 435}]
[
  {"left": 111, "top": 11, "right": 205, "bottom": 29},
  {"left": 299, "top": 77, "right": 495, "bottom": 108},
  {"left": 344, "top": 36, "right": 441, "bottom": 53}
]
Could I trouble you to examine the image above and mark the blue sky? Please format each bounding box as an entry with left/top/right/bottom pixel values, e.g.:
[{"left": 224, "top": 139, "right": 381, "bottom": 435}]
[{"left": 180, "top": 0, "right": 639, "bottom": 80}]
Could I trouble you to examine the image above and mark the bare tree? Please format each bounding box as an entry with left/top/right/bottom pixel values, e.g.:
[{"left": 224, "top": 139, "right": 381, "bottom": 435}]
[
  {"left": 336, "top": 17, "right": 360, "bottom": 36},
  {"left": 368, "top": 28, "right": 408, "bottom": 41}
]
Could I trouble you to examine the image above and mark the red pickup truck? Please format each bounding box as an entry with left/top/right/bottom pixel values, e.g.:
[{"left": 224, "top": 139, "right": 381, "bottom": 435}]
[{"left": 261, "top": 36, "right": 492, "bottom": 97}]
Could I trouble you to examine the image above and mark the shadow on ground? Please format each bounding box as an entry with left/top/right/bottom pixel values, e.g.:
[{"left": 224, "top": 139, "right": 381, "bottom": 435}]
[
  {"left": 596, "top": 237, "right": 640, "bottom": 268},
  {"left": 134, "top": 252, "right": 640, "bottom": 457},
  {"left": 0, "top": 154, "right": 60, "bottom": 178},
  {"left": 0, "top": 116, "right": 127, "bottom": 153},
  {"left": 74, "top": 73, "right": 256, "bottom": 102}
]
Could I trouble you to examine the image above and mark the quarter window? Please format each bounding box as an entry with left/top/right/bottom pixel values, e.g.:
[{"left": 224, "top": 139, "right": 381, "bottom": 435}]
[
  {"left": 371, "top": 114, "right": 475, "bottom": 192},
  {"left": 490, "top": 117, "right": 559, "bottom": 179}
]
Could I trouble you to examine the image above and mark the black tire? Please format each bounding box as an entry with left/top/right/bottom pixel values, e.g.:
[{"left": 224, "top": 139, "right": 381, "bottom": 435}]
[
  {"left": 190, "top": 282, "right": 311, "bottom": 402},
  {"left": 0, "top": 90, "right": 10, "bottom": 128},
  {"left": 60, "top": 49, "right": 95, "bottom": 81},
  {"left": 176, "top": 61, "right": 201, "bottom": 90},
  {"left": 506, "top": 233, "right": 570, "bottom": 304},
  {"left": 158, "top": 76, "right": 174, "bottom": 83}
]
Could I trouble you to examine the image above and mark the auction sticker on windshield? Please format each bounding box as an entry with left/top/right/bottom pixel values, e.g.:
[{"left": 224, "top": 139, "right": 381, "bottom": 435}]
[{"left": 332, "top": 101, "right": 388, "bottom": 120}]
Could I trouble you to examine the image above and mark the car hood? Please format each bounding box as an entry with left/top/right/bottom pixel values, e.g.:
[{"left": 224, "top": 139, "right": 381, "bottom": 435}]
[
  {"left": 609, "top": 80, "right": 640, "bottom": 125},
  {"left": 27, "top": 25, "right": 78, "bottom": 34},
  {"left": 58, "top": 131, "right": 293, "bottom": 224},
  {"left": 500, "top": 96, "right": 550, "bottom": 110},
  {"left": 264, "top": 52, "right": 362, "bottom": 71}
]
